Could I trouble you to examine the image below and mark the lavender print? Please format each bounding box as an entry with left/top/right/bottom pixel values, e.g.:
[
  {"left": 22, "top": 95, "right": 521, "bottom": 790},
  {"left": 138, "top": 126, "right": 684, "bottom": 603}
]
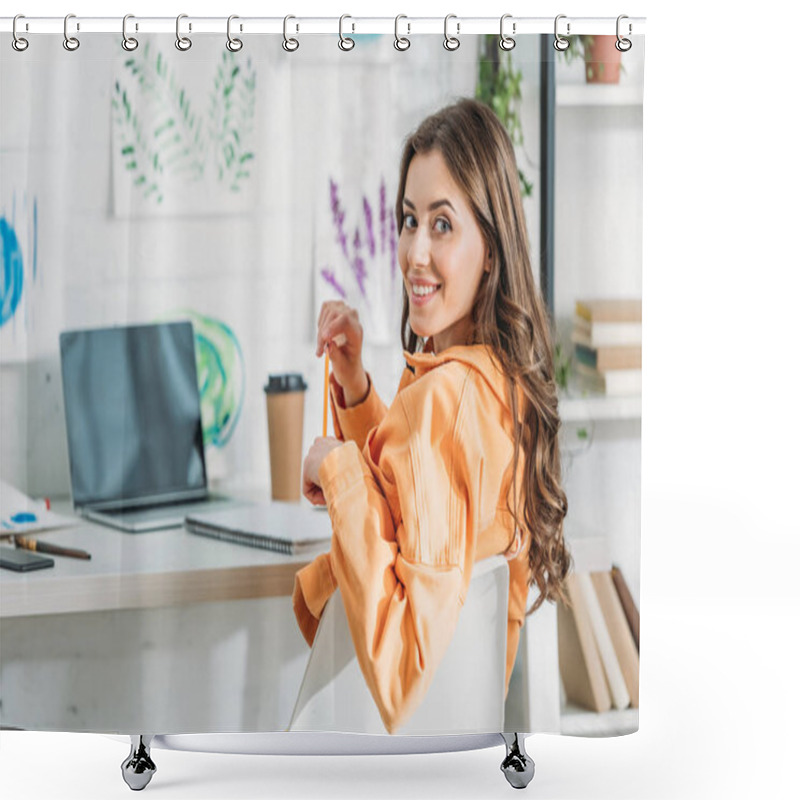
[
  {"left": 329, "top": 179, "right": 349, "bottom": 260},
  {"left": 352, "top": 228, "right": 367, "bottom": 299},
  {"left": 321, "top": 268, "right": 346, "bottom": 299},
  {"left": 363, "top": 196, "right": 376, "bottom": 259},
  {"left": 317, "top": 174, "right": 403, "bottom": 345},
  {"left": 379, "top": 179, "right": 387, "bottom": 256}
]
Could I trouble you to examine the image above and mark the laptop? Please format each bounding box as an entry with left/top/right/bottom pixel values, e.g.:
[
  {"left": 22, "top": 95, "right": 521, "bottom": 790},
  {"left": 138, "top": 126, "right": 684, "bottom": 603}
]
[{"left": 59, "top": 321, "right": 241, "bottom": 532}]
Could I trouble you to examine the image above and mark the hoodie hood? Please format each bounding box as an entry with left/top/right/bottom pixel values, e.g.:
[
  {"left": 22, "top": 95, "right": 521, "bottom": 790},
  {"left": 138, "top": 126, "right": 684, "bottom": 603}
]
[{"left": 403, "top": 342, "right": 526, "bottom": 424}]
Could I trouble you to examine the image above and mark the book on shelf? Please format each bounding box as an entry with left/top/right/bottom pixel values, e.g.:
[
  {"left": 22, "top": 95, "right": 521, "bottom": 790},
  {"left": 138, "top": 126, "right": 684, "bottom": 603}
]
[
  {"left": 612, "top": 564, "right": 640, "bottom": 650},
  {"left": 575, "top": 299, "right": 642, "bottom": 324},
  {"left": 572, "top": 317, "right": 642, "bottom": 349},
  {"left": 572, "top": 298, "right": 642, "bottom": 349},
  {"left": 184, "top": 502, "right": 332, "bottom": 555},
  {"left": 591, "top": 571, "right": 639, "bottom": 707},
  {"left": 558, "top": 566, "right": 640, "bottom": 713},
  {"left": 574, "top": 362, "right": 642, "bottom": 397},
  {"left": 574, "top": 342, "right": 642, "bottom": 372},
  {"left": 576, "top": 572, "right": 630, "bottom": 710},
  {"left": 558, "top": 572, "right": 612, "bottom": 713}
]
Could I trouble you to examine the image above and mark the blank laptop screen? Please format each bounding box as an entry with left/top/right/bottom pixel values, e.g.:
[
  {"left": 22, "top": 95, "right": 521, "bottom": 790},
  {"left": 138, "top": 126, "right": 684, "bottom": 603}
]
[{"left": 59, "top": 321, "right": 207, "bottom": 508}]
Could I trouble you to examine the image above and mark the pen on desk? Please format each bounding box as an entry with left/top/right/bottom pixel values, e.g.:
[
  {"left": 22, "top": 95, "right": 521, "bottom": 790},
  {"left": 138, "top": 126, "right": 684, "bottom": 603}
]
[{"left": 14, "top": 534, "right": 91, "bottom": 561}]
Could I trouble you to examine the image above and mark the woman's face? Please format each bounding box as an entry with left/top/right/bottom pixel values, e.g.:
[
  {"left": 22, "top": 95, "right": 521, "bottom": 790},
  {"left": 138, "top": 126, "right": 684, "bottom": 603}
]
[{"left": 398, "top": 149, "right": 490, "bottom": 353}]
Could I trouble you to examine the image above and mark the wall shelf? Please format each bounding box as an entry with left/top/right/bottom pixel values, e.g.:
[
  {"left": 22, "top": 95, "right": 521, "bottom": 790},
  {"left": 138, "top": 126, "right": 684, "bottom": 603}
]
[
  {"left": 560, "top": 704, "right": 639, "bottom": 737},
  {"left": 559, "top": 391, "right": 642, "bottom": 423},
  {"left": 556, "top": 83, "right": 644, "bottom": 107}
]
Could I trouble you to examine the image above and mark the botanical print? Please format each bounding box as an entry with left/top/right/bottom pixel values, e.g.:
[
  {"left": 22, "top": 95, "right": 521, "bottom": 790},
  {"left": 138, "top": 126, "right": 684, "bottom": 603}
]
[{"left": 111, "top": 43, "right": 256, "bottom": 217}]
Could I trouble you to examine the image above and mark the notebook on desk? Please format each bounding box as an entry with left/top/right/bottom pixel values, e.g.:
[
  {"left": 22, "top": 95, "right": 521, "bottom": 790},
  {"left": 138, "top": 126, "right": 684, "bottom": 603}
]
[
  {"left": 59, "top": 321, "right": 240, "bottom": 533},
  {"left": 185, "top": 502, "right": 332, "bottom": 555}
]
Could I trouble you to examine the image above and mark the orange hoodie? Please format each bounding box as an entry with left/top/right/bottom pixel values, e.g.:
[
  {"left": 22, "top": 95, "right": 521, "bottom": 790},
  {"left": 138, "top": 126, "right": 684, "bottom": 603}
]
[{"left": 292, "top": 341, "right": 532, "bottom": 734}]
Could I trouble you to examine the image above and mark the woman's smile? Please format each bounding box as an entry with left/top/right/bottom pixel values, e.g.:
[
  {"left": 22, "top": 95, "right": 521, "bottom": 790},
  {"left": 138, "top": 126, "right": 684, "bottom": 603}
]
[{"left": 408, "top": 279, "right": 442, "bottom": 305}]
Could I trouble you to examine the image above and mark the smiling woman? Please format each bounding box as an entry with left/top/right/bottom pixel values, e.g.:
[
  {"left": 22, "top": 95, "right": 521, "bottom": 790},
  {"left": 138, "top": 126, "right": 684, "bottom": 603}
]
[
  {"left": 399, "top": 149, "right": 491, "bottom": 353},
  {"left": 297, "top": 97, "right": 571, "bottom": 736}
]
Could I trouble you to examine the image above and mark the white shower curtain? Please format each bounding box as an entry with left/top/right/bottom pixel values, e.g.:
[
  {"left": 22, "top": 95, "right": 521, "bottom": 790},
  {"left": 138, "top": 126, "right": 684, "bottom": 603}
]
[{"left": 0, "top": 17, "right": 643, "bottom": 749}]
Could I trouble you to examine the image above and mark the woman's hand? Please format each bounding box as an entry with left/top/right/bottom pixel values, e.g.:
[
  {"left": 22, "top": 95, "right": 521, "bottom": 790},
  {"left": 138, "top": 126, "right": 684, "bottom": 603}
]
[
  {"left": 316, "top": 301, "right": 368, "bottom": 406},
  {"left": 302, "top": 437, "right": 344, "bottom": 506}
]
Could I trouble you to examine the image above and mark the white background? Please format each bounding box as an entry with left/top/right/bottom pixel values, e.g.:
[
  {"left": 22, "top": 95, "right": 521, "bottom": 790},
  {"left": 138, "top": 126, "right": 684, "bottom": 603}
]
[{"left": 2, "top": 1, "right": 798, "bottom": 799}]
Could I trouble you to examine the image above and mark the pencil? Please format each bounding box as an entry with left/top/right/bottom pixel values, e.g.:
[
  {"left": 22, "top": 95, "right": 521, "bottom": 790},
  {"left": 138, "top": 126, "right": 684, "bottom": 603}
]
[
  {"left": 323, "top": 351, "right": 330, "bottom": 437},
  {"left": 14, "top": 534, "right": 91, "bottom": 561}
]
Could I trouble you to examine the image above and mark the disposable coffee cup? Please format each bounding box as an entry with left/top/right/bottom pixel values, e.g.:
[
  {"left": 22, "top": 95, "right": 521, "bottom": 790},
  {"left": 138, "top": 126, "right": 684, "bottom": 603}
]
[{"left": 264, "top": 373, "right": 308, "bottom": 502}]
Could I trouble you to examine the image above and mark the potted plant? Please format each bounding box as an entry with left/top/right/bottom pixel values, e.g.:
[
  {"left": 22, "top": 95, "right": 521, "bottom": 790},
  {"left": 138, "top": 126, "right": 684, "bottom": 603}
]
[{"left": 558, "top": 36, "right": 624, "bottom": 84}]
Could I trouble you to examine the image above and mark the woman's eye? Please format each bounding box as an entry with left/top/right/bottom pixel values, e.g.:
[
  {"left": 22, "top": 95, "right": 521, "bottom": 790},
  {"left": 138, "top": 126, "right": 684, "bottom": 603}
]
[
  {"left": 434, "top": 218, "right": 451, "bottom": 233},
  {"left": 403, "top": 213, "right": 417, "bottom": 229}
]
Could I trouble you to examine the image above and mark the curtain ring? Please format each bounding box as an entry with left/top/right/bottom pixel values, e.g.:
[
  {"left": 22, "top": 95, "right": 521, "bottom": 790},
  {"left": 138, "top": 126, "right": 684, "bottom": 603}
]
[
  {"left": 175, "top": 14, "right": 192, "bottom": 51},
  {"left": 122, "top": 14, "right": 139, "bottom": 52},
  {"left": 339, "top": 14, "right": 355, "bottom": 51},
  {"left": 63, "top": 13, "right": 80, "bottom": 51},
  {"left": 227, "top": 15, "right": 243, "bottom": 52},
  {"left": 616, "top": 14, "right": 633, "bottom": 52},
  {"left": 283, "top": 15, "right": 299, "bottom": 52},
  {"left": 553, "top": 14, "right": 570, "bottom": 52},
  {"left": 394, "top": 14, "right": 410, "bottom": 51},
  {"left": 443, "top": 14, "right": 460, "bottom": 51},
  {"left": 499, "top": 14, "right": 516, "bottom": 51},
  {"left": 12, "top": 15, "right": 29, "bottom": 52}
]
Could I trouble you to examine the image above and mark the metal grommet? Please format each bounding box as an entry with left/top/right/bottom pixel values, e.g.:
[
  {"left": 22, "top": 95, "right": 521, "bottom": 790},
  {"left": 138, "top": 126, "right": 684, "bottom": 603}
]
[
  {"left": 394, "top": 14, "right": 410, "bottom": 51},
  {"left": 443, "top": 14, "right": 460, "bottom": 51},
  {"left": 227, "top": 15, "right": 243, "bottom": 52},
  {"left": 339, "top": 14, "right": 355, "bottom": 51},
  {"left": 616, "top": 14, "right": 633, "bottom": 52},
  {"left": 63, "top": 13, "right": 80, "bottom": 51},
  {"left": 283, "top": 15, "right": 299, "bottom": 52},
  {"left": 12, "top": 14, "right": 29, "bottom": 52},
  {"left": 122, "top": 14, "right": 139, "bottom": 51},
  {"left": 499, "top": 14, "right": 516, "bottom": 51},
  {"left": 553, "top": 14, "right": 570, "bottom": 52},
  {"left": 175, "top": 13, "right": 192, "bottom": 51}
]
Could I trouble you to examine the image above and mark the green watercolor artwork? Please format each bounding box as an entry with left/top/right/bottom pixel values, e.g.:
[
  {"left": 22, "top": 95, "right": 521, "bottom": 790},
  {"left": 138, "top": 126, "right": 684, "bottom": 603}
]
[
  {"left": 111, "top": 43, "right": 256, "bottom": 206},
  {"left": 159, "top": 310, "right": 245, "bottom": 449}
]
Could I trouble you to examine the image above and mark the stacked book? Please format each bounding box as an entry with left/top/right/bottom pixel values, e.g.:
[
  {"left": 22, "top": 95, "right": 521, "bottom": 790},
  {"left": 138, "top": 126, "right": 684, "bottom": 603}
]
[
  {"left": 572, "top": 299, "right": 642, "bottom": 396},
  {"left": 558, "top": 565, "right": 640, "bottom": 713}
]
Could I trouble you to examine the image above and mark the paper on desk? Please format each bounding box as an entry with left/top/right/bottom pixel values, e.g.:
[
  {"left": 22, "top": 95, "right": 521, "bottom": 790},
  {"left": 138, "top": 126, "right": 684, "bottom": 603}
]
[{"left": 0, "top": 480, "right": 77, "bottom": 535}]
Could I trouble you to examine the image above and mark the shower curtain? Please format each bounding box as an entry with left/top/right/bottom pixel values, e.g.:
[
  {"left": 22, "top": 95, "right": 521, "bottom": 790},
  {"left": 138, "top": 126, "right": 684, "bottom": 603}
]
[{"left": 0, "top": 21, "right": 644, "bottom": 744}]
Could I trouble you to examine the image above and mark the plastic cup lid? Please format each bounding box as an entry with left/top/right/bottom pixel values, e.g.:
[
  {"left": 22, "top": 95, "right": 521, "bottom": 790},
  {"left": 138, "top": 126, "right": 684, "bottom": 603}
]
[{"left": 263, "top": 373, "right": 308, "bottom": 393}]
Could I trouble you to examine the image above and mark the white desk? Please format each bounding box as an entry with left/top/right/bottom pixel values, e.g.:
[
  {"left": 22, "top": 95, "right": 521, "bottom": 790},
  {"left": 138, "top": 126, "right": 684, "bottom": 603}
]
[
  {"left": 1, "top": 502, "right": 561, "bottom": 736},
  {"left": 0, "top": 502, "right": 325, "bottom": 733}
]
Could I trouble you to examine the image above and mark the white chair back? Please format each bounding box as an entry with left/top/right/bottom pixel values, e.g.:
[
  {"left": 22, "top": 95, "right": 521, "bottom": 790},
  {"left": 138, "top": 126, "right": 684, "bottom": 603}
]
[{"left": 289, "top": 555, "right": 509, "bottom": 735}]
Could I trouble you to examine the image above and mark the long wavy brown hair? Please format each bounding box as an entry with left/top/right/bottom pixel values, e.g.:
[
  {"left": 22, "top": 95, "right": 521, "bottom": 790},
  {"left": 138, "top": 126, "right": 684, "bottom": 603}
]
[{"left": 395, "top": 97, "right": 571, "bottom": 613}]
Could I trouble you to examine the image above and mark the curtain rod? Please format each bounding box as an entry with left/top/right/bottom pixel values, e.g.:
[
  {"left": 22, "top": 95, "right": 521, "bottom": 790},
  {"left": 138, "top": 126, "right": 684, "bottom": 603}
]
[{"left": 1, "top": 16, "right": 646, "bottom": 37}]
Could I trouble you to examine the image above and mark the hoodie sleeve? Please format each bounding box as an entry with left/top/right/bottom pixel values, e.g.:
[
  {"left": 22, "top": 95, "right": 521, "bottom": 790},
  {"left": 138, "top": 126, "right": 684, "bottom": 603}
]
[
  {"left": 316, "top": 367, "right": 479, "bottom": 734},
  {"left": 328, "top": 372, "right": 388, "bottom": 451},
  {"left": 292, "top": 367, "right": 417, "bottom": 648}
]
